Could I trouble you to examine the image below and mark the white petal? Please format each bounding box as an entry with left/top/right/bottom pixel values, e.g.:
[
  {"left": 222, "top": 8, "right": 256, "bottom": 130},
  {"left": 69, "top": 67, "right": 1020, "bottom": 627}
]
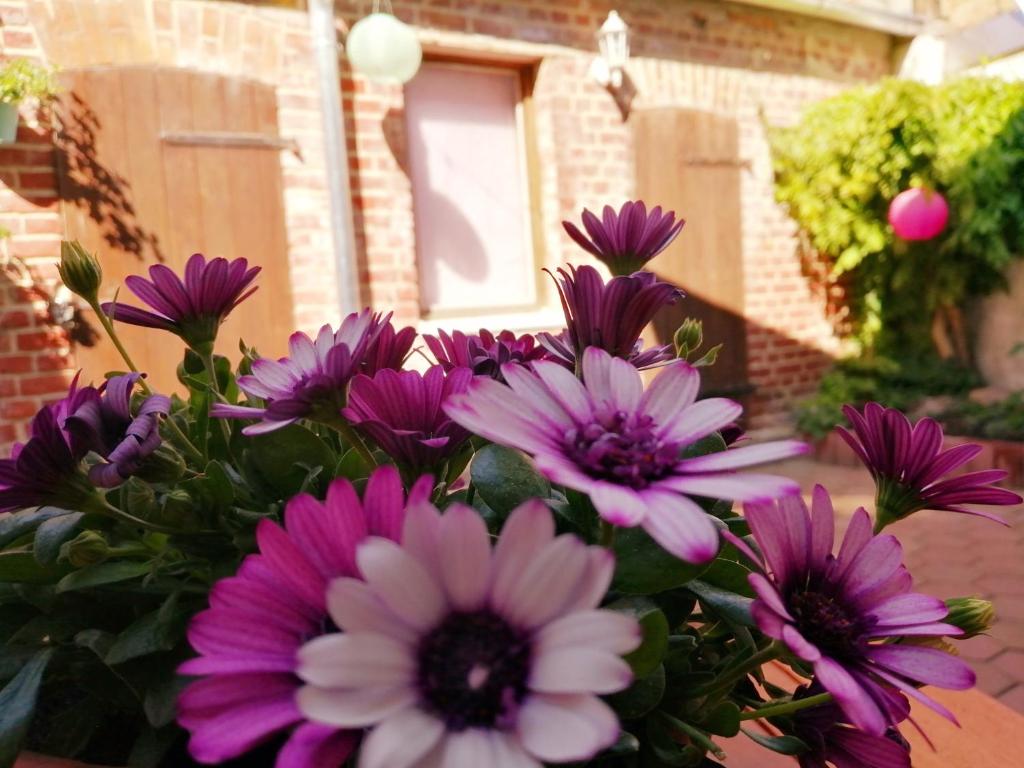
[
  {"left": 296, "top": 685, "right": 416, "bottom": 728},
  {"left": 563, "top": 548, "right": 616, "bottom": 612},
  {"left": 589, "top": 482, "right": 647, "bottom": 527},
  {"left": 490, "top": 500, "right": 555, "bottom": 609},
  {"left": 640, "top": 361, "right": 700, "bottom": 424},
  {"left": 497, "top": 535, "right": 590, "bottom": 629},
  {"left": 358, "top": 708, "right": 445, "bottom": 768},
  {"left": 326, "top": 578, "right": 417, "bottom": 645},
  {"left": 297, "top": 633, "right": 415, "bottom": 688},
  {"left": 439, "top": 728, "right": 494, "bottom": 768},
  {"left": 356, "top": 538, "right": 447, "bottom": 630},
  {"left": 581, "top": 347, "right": 642, "bottom": 411},
  {"left": 401, "top": 497, "right": 444, "bottom": 581},
  {"left": 530, "top": 648, "right": 633, "bottom": 694},
  {"left": 534, "top": 610, "right": 641, "bottom": 655},
  {"left": 439, "top": 504, "right": 492, "bottom": 611},
  {"left": 640, "top": 490, "right": 720, "bottom": 564},
  {"left": 517, "top": 694, "right": 620, "bottom": 763}
]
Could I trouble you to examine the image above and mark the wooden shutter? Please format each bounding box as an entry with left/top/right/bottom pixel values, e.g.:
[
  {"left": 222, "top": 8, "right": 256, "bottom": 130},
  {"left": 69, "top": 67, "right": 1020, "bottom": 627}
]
[
  {"left": 56, "top": 66, "right": 294, "bottom": 390},
  {"left": 634, "top": 107, "right": 751, "bottom": 402}
]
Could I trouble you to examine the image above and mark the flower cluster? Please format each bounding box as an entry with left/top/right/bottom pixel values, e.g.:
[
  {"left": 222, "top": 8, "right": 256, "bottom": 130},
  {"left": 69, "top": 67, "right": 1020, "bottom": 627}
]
[{"left": 0, "top": 204, "right": 1014, "bottom": 768}]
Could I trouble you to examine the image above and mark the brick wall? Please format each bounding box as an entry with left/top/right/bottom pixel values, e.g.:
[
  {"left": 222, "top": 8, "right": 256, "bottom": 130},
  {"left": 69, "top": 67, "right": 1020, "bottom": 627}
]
[
  {"left": 335, "top": 0, "right": 894, "bottom": 435},
  {"left": 0, "top": 0, "right": 897, "bottom": 450}
]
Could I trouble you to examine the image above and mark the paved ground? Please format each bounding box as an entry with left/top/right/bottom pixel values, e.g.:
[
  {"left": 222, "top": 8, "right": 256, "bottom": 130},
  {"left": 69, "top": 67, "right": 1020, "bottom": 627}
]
[{"left": 771, "top": 458, "right": 1024, "bottom": 713}]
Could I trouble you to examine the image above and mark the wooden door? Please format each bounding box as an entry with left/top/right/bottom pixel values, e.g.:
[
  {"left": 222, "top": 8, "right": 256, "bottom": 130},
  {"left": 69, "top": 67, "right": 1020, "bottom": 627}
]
[
  {"left": 56, "top": 66, "right": 293, "bottom": 391},
  {"left": 634, "top": 108, "right": 751, "bottom": 401}
]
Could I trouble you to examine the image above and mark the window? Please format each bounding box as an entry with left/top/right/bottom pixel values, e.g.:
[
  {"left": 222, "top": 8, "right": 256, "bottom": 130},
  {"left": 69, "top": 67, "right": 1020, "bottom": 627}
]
[{"left": 405, "top": 61, "right": 539, "bottom": 318}]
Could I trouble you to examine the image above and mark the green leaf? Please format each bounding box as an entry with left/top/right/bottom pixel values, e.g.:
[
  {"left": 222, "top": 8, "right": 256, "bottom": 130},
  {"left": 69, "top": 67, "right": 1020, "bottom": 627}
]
[
  {"left": 246, "top": 424, "right": 335, "bottom": 497},
  {"left": 699, "top": 558, "right": 755, "bottom": 598},
  {"left": 335, "top": 446, "right": 372, "bottom": 481},
  {"left": 106, "top": 597, "right": 187, "bottom": 665},
  {"left": 56, "top": 560, "right": 151, "bottom": 593},
  {"left": 607, "top": 596, "right": 669, "bottom": 678},
  {"left": 687, "top": 580, "right": 755, "bottom": 626},
  {"left": 0, "top": 507, "right": 68, "bottom": 548},
  {"left": 612, "top": 526, "right": 711, "bottom": 594},
  {"left": 701, "top": 701, "right": 740, "bottom": 737},
  {"left": 0, "top": 648, "right": 53, "bottom": 768},
  {"left": 144, "top": 673, "right": 188, "bottom": 728},
  {"left": 33, "top": 512, "right": 83, "bottom": 565},
  {"left": 741, "top": 728, "right": 809, "bottom": 755},
  {"left": 470, "top": 445, "right": 551, "bottom": 517},
  {"left": 0, "top": 550, "right": 69, "bottom": 584},
  {"left": 607, "top": 663, "right": 665, "bottom": 720}
]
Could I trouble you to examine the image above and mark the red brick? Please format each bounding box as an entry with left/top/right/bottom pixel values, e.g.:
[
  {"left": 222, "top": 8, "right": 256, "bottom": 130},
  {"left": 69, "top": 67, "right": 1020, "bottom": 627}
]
[
  {"left": 16, "top": 171, "right": 56, "bottom": 190},
  {"left": 2, "top": 29, "right": 35, "bottom": 49},
  {"left": 0, "top": 399, "right": 38, "bottom": 420},
  {"left": 0, "top": 310, "right": 29, "bottom": 329},
  {"left": 18, "top": 373, "right": 71, "bottom": 396},
  {"left": 35, "top": 352, "right": 71, "bottom": 371},
  {"left": 16, "top": 330, "right": 64, "bottom": 351},
  {"left": 0, "top": 354, "right": 33, "bottom": 373}
]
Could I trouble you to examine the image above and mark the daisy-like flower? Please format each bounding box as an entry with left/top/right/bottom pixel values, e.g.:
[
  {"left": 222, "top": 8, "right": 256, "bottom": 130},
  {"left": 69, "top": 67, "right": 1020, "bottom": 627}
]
[
  {"left": 212, "top": 311, "right": 409, "bottom": 435},
  {"left": 737, "top": 485, "right": 975, "bottom": 736},
  {"left": 178, "top": 467, "right": 430, "bottom": 766},
  {"left": 342, "top": 365, "right": 474, "bottom": 477},
  {"left": 0, "top": 377, "right": 97, "bottom": 513},
  {"left": 838, "top": 403, "right": 1022, "bottom": 529},
  {"left": 790, "top": 684, "right": 911, "bottom": 768},
  {"left": 296, "top": 499, "right": 641, "bottom": 768},
  {"left": 102, "top": 253, "right": 260, "bottom": 351},
  {"left": 444, "top": 346, "right": 806, "bottom": 563},
  {"left": 424, "top": 328, "right": 547, "bottom": 381},
  {"left": 563, "top": 200, "right": 685, "bottom": 276},
  {"left": 537, "top": 265, "right": 680, "bottom": 370},
  {"left": 64, "top": 373, "right": 170, "bottom": 488}
]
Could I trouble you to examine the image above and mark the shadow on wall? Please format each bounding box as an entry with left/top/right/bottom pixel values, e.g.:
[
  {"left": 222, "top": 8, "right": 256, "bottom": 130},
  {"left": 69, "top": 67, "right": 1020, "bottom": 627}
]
[{"left": 53, "top": 92, "right": 163, "bottom": 263}]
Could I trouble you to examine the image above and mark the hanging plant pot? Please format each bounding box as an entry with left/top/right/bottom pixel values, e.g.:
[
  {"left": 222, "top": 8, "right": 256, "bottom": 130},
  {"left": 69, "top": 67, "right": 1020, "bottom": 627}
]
[
  {"left": 888, "top": 187, "right": 949, "bottom": 241},
  {"left": 0, "top": 100, "right": 20, "bottom": 143}
]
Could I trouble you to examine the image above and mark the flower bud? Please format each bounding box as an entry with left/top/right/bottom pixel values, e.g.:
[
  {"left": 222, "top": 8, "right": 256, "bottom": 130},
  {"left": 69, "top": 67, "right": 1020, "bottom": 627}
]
[
  {"left": 61, "top": 530, "right": 110, "bottom": 568},
  {"left": 945, "top": 597, "right": 995, "bottom": 639},
  {"left": 673, "top": 318, "right": 703, "bottom": 358},
  {"left": 58, "top": 240, "right": 103, "bottom": 303}
]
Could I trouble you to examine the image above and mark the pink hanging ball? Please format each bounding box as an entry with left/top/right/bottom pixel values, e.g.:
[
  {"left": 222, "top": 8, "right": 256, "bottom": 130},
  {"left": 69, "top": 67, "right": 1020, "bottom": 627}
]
[{"left": 888, "top": 187, "right": 949, "bottom": 241}]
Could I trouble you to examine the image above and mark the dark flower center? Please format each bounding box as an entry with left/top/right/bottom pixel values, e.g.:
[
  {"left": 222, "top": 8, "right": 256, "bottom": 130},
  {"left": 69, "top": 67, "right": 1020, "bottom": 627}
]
[
  {"left": 566, "top": 410, "right": 677, "bottom": 489},
  {"left": 416, "top": 610, "right": 532, "bottom": 732},
  {"left": 789, "top": 590, "right": 865, "bottom": 659}
]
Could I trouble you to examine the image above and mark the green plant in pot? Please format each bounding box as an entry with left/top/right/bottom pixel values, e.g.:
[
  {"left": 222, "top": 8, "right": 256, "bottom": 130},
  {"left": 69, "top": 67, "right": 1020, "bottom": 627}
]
[{"left": 0, "top": 59, "right": 58, "bottom": 144}]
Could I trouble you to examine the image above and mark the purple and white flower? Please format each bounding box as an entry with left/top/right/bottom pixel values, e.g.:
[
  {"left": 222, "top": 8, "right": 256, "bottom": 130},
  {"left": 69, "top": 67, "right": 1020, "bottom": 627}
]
[
  {"left": 102, "top": 253, "right": 260, "bottom": 350},
  {"left": 178, "top": 467, "right": 430, "bottom": 766},
  {"left": 445, "top": 346, "right": 806, "bottom": 563},
  {"left": 537, "top": 265, "right": 680, "bottom": 369},
  {"left": 64, "top": 372, "right": 170, "bottom": 488},
  {"left": 838, "top": 403, "right": 1021, "bottom": 528},
  {"left": 212, "top": 311, "right": 410, "bottom": 435},
  {"left": 343, "top": 365, "right": 474, "bottom": 477},
  {"left": 425, "top": 328, "right": 548, "bottom": 381},
  {"left": 296, "top": 499, "right": 641, "bottom": 768},
  {"left": 563, "top": 200, "right": 685, "bottom": 276},
  {"left": 737, "top": 485, "right": 976, "bottom": 736}
]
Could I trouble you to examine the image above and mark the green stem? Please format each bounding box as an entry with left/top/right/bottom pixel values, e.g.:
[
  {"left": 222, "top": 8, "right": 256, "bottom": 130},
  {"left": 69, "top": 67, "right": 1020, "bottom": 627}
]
[
  {"left": 599, "top": 519, "right": 617, "bottom": 548},
  {"left": 89, "top": 298, "right": 204, "bottom": 463},
  {"left": 658, "top": 712, "right": 725, "bottom": 760},
  {"left": 200, "top": 351, "right": 233, "bottom": 449},
  {"left": 739, "top": 692, "right": 833, "bottom": 721},
  {"left": 689, "top": 642, "right": 783, "bottom": 699},
  {"left": 465, "top": 481, "right": 476, "bottom": 506},
  {"left": 325, "top": 417, "right": 377, "bottom": 468},
  {"left": 85, "top": 497, "right": 182, "bottom": 536}
]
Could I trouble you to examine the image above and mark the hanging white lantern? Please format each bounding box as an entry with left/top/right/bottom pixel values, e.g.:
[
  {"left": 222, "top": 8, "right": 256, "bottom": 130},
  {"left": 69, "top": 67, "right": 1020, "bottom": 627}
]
[
  {"left": 592, "top": 10, "right": 629, "bottom": 88},
  {"left": 345, "top": 2, "right": 422, "bottom": 85}
]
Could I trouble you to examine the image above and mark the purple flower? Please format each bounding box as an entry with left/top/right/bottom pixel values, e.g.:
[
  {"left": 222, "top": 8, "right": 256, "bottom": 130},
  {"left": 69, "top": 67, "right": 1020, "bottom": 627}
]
[
  {"left": 444, "top": 346, "right": 806, "bottom": 563},
  {"left": 212, "top": 311, "right": 408, "bottom": 435},
  {"left": 791, "top": 684, "right": 911, "bottom": 768},
  {"left": 178, "top": 467, "right": 429, "bottom": 766},
  {"left": 296, "top": 499, "right": 641, "bottom": 767},
  {"left": 102, "top": 253, "right": 260, "bottom": 350},
  {"left": 563, "top": 200, "right": 685, "bottom": 275},
  {"left": 64, "top": 373, "right": 170, "bottom": 488},
  {"left": 537, "top": 265, "right": 681, "bottom": 370},
  {"left": 0, "top": 403, "right": 91, "bottom": 513},
  {"left": 738, "top": 485, "right": 975, "bottom": 735},
  {"left": 838, "top": 403, "right": 1022, "bottom": 529},
  {"left": 424, "top": 328, "right": 548, "bottom": 381},
  {"left": 342, "top": 365, "right": 473, "bottom": 477}
]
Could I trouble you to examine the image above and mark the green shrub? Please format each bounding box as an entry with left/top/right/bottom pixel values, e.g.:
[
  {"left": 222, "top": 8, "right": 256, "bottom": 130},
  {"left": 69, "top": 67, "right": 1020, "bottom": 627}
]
[
  {"left": 0, "top": 58, "right": 58, "bottom": 104},
  {"left": 795, "top": 355, "right": 979, "bottom": 439},
  {"left": 936, "top": 392, "right": 1024, "bottom": 441},
  {"left": 769, "top": 76, "right": 1024, "bottom": 357}
]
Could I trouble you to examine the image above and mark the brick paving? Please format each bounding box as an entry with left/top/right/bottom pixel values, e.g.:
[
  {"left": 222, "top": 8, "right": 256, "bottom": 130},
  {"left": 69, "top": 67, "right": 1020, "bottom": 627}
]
[{"left": 772, "top": 458, "right": 1024, "bottom": 713}]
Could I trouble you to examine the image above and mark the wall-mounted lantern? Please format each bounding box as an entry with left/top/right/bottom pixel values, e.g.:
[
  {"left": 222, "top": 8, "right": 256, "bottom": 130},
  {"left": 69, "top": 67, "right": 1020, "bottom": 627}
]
[
  {"left": 345, "top": 1, "right": 423, "bottom": 85},
  {"left": 591, "top": 10, "right": 629, "bottom": 89}
]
